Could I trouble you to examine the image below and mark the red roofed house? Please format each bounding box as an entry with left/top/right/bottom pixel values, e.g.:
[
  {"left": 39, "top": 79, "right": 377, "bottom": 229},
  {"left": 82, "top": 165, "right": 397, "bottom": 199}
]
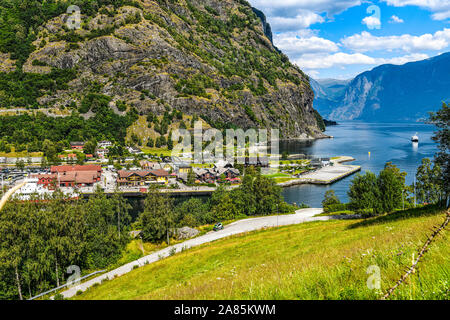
[
  {"left": 51, "top": 165, "right": 102, "bottom": 187},
  {"left": 33, "top": 173, "right": 58, "bottom": 190},
  {"left": 70, "top": 142, "right": 85, "bottom": 150}
]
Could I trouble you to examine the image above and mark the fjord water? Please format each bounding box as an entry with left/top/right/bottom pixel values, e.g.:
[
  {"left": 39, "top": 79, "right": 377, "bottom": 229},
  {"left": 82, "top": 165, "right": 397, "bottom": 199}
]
[{"left": 281, "top": 122, "right": 438, "bottom": 208}]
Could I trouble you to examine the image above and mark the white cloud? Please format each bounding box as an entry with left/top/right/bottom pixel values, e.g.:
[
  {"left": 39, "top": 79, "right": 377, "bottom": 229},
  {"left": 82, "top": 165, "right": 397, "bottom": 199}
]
[
  {"left": 295, "top": 52, "right": 378, "bottom": 69},
  {"left": 249, "top": 0, "right": 363, "bottom": 17},
  {"left": 248, "top": 0, "right": 363, "bottom": 34},
  {"left": 295, "top": 52, "right": 430, "bottom": 70},
  {"left": 270, "top": 10, "right": 325, "bottom": 30},
  {"left": 383, "top": 0, "right": 450, "bottom": 20},
  {"left": 307, "top": 70, "right": 320, "bottom": 78},
  {"left": 341, "top": 29, "right": 450, "bottom": 52},
  {"left": 389, "top": 15, "right": 405, "bottom": 23},
  {"left": 382, "top": 53, "right": 429, "bottom": 64},
  {"left": 432, "top": 10, "right": 450, "bottom": 20},
  {"left": 362, "top": 16, "right": 382, "bottom": 28},
  {"left": 274, "top": 33, "right": 339, "bottom": 56}
]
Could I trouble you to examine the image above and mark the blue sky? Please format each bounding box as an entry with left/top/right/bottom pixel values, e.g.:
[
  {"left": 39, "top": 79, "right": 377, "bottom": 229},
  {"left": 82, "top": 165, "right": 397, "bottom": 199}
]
[{"left": 248, "top": 0, "right": 450, "bottom": 79}]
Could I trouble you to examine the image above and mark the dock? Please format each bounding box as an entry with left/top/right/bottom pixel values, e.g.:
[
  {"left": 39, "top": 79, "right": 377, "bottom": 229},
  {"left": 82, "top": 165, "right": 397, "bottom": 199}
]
[{"left": 278, "top": 156, "right": 361, "bottom": 187}]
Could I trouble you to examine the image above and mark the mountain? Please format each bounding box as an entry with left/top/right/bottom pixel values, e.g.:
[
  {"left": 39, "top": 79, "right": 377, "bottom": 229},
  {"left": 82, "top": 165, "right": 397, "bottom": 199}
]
[
  {"left": 314, "top": 53, "right": 450, "bottom": 122},
  {"left": 310, "top": 78, "right": 350, "bottom": 117},
  {"left": 0, "top": 0, "right": 324, "bottom": 139}
]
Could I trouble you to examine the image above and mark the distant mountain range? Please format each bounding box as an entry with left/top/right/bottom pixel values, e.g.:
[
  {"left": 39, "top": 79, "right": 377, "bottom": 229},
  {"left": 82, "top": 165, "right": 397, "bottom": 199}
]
[{"left": 311, "top": 53, "right": 450, "bottom": 122}]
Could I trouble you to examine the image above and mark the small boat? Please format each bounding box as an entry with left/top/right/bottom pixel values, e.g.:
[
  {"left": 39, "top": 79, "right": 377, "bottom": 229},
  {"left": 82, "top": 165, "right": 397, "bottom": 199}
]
[{"left": 411, "top": 133, "right": 419, "bottom": 143}]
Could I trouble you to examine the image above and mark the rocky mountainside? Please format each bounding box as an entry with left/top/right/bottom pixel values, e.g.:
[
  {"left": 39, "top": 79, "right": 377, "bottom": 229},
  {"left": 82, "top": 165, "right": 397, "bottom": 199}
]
[
  {"left": 315, "top": 53, "right": 450, "bottom": 121},
  {"left": 0, "top": 0, "right": 324, "bottom": 139},
  {"left": 310, "top": 78, "right": 349, "bottom": 118}
]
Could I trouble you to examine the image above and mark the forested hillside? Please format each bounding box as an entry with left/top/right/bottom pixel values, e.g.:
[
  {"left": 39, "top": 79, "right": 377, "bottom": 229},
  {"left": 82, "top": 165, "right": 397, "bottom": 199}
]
[{"left": 0, "top": 0, "right": 324, "bottom": 140}]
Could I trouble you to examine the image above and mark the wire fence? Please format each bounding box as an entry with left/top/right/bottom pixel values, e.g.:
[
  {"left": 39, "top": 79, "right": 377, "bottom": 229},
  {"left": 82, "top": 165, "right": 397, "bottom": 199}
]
[{"left": 382, "top": 209, "right": 450, "bottom": 300}]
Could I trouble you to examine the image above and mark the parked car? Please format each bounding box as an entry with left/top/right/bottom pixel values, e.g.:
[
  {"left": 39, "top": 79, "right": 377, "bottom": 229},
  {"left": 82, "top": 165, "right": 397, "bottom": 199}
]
[{"left": 213, "top": 223, "right": 224, "bottom": 232}]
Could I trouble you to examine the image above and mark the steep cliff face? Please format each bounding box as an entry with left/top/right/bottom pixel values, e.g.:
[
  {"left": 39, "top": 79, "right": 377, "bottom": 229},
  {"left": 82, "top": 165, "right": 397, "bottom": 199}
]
[
  {"left": 251, "top": 7, "right": 274, "bottom": 46},
  {"left": 328, "top": 53, "right": 450, "bottom": 121},
  {"left": 14, "top": 0, "right": 323, "bottom": 139}
]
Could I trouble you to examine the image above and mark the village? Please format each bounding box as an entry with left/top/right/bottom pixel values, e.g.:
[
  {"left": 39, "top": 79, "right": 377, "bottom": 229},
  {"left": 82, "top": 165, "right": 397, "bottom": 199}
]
[{"left": 0, "top": 139, "right": 349, "bottom": 199}]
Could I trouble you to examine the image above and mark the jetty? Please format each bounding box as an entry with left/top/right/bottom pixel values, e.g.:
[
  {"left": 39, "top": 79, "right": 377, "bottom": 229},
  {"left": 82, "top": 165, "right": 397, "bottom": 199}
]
[{"left": 278, "top": 156, "right": 361, "bottom": 187}]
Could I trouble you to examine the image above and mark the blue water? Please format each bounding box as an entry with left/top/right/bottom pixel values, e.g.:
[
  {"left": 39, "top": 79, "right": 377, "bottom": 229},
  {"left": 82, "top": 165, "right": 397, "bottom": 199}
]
[{"left": 281, "top": 122, "right": 439, "bottom": 208}]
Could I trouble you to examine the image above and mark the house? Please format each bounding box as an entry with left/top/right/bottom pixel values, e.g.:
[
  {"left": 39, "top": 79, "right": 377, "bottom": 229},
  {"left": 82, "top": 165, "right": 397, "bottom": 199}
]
[
  {"left": 216, "top": 168, "right": 240, "bottom": 180},
  {"left": 50, "top": 165, "right": 102, "bottom": 188},
  {"left": 244, "top": 157, "right": 269, "bottom": 167},
  {"left": 194, "top": 168, "right": 217, "bottom": 184},
  {"left": 96, "top": 148, "right": 110, "bottom": 159},
  {"left": 151, "top": 169, "right": 170, "bottom": 184},
  {"left": 58, "top": 153, "right": 78, "bottom": 162},
  {"left": 140, "top": 161, "right": 161, "bottom": 170},
  {"left": 98, "top": 140, "right": 113, "bottom": 149},
  {"left": 127, "top": 146, "right": 143, "bottom": 155},
  {"left": 33, "top": 173, "right": 58, "bottom": 189},
  {"left": 175, "top": 163, "right": 192, "bottom": 174},
  {"left": 51, "top": 164, "right": 102, "bottom": 174},
  {"left": 57, "top": 171, "right": 99, "bottom": 187},
  {"left": 58, "top": 171, "right": 99, "bottom": 187},
  {"left": 70, "top": 142, "right": 85, "bottom": 150},
  {"left": 214, "top": 160, "right": 233, "bottom": 169},
  {"left": 117, "top": 169, "right": 169, "bottom": 186},
  {"left": 50, "top": 165, "right": 102, "bottom": 187}
]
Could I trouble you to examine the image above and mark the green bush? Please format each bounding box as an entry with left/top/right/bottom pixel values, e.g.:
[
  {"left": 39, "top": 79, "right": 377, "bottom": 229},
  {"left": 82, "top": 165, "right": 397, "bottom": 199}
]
[
  {"left": 356, "top": 208, "right": 374, "bottom": 217},
  {"left": 324, "top": 203, "right": 348, "bottom": 213}
]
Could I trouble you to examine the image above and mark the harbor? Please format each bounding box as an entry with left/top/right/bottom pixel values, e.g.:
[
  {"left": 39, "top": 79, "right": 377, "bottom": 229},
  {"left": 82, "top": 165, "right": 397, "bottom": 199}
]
[{"left": 278, "top": 156, "right": 361, "bottom": 187}]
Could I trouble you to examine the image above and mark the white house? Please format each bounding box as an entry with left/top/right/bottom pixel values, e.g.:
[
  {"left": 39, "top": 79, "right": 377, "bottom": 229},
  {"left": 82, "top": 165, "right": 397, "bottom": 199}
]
[{"left": 98, "top": 140, "right": 113, "bottom": 149}]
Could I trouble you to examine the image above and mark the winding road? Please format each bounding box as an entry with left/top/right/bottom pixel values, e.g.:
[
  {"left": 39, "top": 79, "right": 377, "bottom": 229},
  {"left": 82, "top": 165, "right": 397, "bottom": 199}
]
[{"left": 60, "top": 208, "right": 339, "bottom": 299}]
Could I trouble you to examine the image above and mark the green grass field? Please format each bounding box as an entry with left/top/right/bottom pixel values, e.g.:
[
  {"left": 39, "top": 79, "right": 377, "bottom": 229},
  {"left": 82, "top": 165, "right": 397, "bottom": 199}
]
[{"left": 75, "top": 206, "right": 449, "bottom": 300}]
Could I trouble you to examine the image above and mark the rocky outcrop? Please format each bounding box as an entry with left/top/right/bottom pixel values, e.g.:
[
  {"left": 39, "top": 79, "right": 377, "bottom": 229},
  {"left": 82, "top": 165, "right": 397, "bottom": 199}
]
[
  {"left": 19, "top": 0, "right": 323, "bottom": 139},
  {"left": 0, "top": 53, "right": 15, "bottom": 73},
  {"left": 251, "top": 7, "right": 274, "bottom": 46},
  {"left": 176, "top": 227, "right": 199, "bottom": 240}
]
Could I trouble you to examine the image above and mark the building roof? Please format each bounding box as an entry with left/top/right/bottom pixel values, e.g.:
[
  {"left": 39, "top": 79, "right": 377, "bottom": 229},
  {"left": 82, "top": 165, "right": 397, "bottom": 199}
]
[
  {"left": 175, "top": 163, "right": 191, "bottom": 169},
  {"left": 150, "top": 169, "right": 169, "bottom": 177},
  {"left": 51, "top": 165, "right": 102, "bottom": 173},
  {"left": 118, "top": 169, "right": 169, "bottom": 179},
  {"left": 32, "top": 174, "right": 57, "bottom": 179},
  {"left": 118, "top": 170, "right": 151, "bottom": 179},
  {"left": 217, "top": 168, "right": 240, "bottom": 175},
  {"left": 139, "top": 160, "right": 159, "bottom": 168},
  {"left": 58, "top": 171, "right": 98, "bottom": 184}
]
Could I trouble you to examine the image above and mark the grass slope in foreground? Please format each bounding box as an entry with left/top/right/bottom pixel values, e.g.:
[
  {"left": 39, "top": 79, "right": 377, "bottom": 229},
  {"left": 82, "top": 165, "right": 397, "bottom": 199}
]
[{"left": 75, "top": 206, "right": 449, "bottom": 300}]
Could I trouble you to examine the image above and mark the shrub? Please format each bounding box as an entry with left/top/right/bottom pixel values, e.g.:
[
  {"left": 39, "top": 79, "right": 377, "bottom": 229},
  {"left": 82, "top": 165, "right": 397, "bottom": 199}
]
[
  {"left": 356, "top": 208, "right": 375, "bottom": 217},
  {"left": 324, "top": 203, "right": 348, "bottom": 213}
]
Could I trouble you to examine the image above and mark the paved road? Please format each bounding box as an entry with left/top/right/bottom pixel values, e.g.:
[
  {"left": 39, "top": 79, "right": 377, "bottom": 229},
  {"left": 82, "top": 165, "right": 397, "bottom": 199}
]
[
  {"left": 0, "top": 182, "right": 26, "bottom": 211},
  {"left": 60, "top": 208, "right": 335, "bottom": 299}
]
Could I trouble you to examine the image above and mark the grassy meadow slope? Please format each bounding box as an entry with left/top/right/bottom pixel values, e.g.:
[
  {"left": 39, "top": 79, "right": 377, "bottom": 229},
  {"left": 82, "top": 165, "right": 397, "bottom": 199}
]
[{"left": 75, "top": 206, "right": 449, "bottom": 300}]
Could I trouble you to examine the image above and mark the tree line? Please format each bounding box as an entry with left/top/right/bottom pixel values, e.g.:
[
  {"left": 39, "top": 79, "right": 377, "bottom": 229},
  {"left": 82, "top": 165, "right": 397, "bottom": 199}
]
[
  {"left": 323, "top": 103, "right": 449, "bottom": 215},
  {"left": 0, "top": 190, "right": 131, "bottom": 300}
]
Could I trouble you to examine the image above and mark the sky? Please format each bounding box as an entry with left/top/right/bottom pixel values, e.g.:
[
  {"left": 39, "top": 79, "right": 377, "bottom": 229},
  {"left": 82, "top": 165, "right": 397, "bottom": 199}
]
[{"left": 247, "top": 0, "right": 450, "bottom": 80}]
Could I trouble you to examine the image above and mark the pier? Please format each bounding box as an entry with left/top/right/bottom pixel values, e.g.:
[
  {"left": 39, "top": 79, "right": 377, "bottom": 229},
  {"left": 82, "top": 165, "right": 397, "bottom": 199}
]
[{"left": 278, "top": 156, "right": 361, "bottom": 187}]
